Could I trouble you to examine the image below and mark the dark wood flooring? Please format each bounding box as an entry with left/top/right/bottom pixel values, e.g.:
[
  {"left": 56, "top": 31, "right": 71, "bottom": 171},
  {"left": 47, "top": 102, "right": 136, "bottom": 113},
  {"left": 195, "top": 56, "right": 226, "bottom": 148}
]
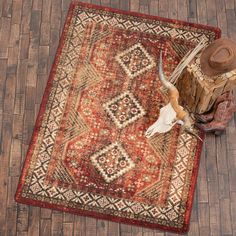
[{"left": 0, "top": 0, "right": 236, "bottom": 235}]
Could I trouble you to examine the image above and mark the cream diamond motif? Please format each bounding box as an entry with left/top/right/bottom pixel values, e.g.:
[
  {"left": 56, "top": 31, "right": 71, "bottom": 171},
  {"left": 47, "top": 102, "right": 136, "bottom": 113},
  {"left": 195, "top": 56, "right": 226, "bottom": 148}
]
[
  {"left": 103, "top": 91, "right": 146, "bottom": 129},
  {"left": 115, "top": 43, "right": 155, "bottom": 78},
  {"left": 90, "top": 142, "right": 135, "bottom": 183}
]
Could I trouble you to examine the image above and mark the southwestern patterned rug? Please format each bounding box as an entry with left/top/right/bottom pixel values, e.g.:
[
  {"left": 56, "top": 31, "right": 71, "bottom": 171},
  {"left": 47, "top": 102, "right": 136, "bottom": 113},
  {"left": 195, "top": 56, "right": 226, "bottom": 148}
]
[{"left": 15, "top": 1, "right": 220, "bottom": 233}]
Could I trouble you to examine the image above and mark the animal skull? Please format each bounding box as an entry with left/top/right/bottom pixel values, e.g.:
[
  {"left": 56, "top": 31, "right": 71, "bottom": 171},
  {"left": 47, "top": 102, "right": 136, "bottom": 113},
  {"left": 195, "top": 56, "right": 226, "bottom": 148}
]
[{"left": 145, "top": 52, "right": 196, "bottom": 139}]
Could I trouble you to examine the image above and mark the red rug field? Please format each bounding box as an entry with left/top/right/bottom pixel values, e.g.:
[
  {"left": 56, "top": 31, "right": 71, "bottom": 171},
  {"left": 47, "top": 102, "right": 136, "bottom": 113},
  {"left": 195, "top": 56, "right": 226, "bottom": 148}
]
[{"left": 15, "top": 1, "right": 220, "bottom": 233}]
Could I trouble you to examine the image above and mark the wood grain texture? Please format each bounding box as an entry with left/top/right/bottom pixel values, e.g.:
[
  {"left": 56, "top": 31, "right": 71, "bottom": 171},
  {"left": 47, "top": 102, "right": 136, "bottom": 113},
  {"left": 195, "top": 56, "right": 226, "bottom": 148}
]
[{"left": 0, "top": 0, "right": 236, "bottom": 235}]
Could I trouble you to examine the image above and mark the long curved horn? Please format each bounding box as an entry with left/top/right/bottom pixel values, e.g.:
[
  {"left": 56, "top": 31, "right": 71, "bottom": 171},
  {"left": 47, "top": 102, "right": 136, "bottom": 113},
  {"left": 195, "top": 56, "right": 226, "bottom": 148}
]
[
  {"left": 158, "top": 52, "right": 187, "bottom": 121},
  {"left": 158, "top": 51, "right": 175, "bottom": 90}
]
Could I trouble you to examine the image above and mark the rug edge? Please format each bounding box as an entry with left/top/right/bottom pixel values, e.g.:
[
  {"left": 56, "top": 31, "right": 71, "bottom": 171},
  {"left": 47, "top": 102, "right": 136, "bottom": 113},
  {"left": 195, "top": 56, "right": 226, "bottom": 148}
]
[
  {"left": 14, "top": 0, "right": 78, "bottom": 204},
  {"left": 74, "top": 0, "right": 222, "bottom": 38},
  {"left": 183, "top": 130, "right": 206, "bottom": 233},
  {"left": 14, "top": 193, "right": 189, "bottom": 234}
]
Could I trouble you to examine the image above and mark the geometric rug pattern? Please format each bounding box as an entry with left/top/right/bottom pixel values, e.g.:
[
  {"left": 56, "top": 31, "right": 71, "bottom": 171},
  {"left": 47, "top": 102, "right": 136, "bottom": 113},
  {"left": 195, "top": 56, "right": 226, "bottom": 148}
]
[{"left": 15, "top": 1, "right": 220, "bottom": 233}]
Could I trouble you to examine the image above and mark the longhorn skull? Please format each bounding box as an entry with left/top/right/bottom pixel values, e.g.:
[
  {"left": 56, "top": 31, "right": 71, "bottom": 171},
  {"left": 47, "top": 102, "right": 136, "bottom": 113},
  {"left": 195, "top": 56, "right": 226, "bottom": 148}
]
[{"left": 145, "top": 52, "right": 202, "bottom": 141}]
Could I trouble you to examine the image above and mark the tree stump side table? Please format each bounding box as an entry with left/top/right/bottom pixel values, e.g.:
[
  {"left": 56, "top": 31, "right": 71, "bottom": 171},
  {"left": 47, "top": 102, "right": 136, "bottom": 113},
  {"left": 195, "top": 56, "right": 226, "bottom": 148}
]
[{"left": 176, "top": 54, "right": 236, "bottom": 114}]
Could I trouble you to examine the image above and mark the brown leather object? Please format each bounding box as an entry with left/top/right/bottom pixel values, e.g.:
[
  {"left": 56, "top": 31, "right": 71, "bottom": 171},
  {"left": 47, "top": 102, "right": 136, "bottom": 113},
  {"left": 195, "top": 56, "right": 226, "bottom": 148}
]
[
  {"left": 195, "top": 91, "right": 234, "bottom": 123},
  {"left": 200, "top": 38, "right": 236, "bottom": 76},
  {"left": 195, "top": 91, "right": 236, "bottom": 134}
]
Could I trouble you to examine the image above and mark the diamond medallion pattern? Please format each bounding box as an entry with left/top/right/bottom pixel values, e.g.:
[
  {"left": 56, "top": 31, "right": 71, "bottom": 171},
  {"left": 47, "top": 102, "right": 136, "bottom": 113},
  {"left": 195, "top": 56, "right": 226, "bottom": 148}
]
[
  {"left": 103, "top": 91, "right": 146, "bottom": 129},
  {"left": 116, "top": 43, "right": 155, "bottom": 78},
  {"left": 90, "top": 142, "right": 135, "bottom": 183}
]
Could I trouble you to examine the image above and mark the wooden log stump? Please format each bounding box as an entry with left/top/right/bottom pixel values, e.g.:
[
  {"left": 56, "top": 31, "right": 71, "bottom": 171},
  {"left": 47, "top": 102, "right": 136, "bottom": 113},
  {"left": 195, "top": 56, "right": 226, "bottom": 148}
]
[{"left": 176, "top": 54, "right": 236, "bottom": 114}]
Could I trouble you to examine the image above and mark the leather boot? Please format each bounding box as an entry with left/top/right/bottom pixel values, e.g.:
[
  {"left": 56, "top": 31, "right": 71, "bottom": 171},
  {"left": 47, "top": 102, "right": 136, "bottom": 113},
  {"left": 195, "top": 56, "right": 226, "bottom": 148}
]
[
  {"left": 196, "top": 100, "right": 236, "bottom": 135},
  {"left": 195, "top": 111, "right": 214, "bottom": 123},
  {"left": 195, "top": 91, "right": 234, "bottom": 123}
]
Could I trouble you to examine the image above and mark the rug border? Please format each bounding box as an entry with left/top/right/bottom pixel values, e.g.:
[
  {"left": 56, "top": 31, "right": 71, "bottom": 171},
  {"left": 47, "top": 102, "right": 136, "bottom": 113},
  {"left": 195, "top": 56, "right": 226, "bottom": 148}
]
[
  {"left": 75, "top": 1, "right": 222, "bottom": 35},
  {"left": 15, "top": 0, "right": 221, "bottom": 234}
]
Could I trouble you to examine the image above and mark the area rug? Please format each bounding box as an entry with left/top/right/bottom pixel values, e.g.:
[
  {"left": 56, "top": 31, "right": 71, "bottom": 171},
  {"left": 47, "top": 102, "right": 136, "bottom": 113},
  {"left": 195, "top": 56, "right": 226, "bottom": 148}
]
[{"left": 15, "top": 1, "right": 220, "bottom": 233}]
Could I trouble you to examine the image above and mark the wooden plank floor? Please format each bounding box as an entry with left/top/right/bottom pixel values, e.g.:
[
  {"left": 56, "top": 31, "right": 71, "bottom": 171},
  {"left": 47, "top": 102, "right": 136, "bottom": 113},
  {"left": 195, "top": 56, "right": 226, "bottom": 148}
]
[{"left": 0, "top": 0, "right": 236, "bottom": 235}]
